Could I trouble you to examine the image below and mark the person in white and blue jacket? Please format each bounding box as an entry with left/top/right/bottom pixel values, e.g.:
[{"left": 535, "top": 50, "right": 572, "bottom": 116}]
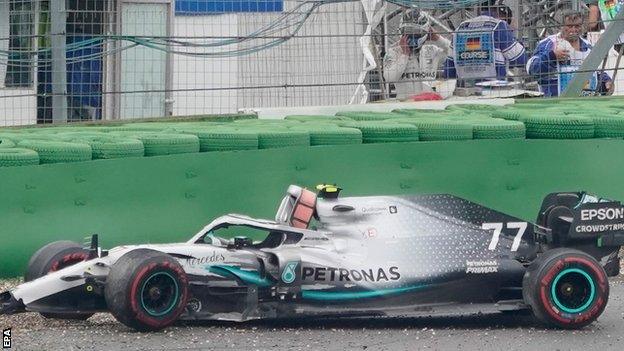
[
  {"left": 383, "top": 9, "right": 452, "bottom": 99},
  {"left": 526, "top": 9, "right": 614, "bottom": 97},
  {"left": 444, "top": 0, "right": 527, "bottom": 84}
]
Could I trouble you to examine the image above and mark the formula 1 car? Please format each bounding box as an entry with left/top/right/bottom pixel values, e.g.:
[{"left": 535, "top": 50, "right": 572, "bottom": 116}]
[{"left": 2, "top": 185, "right": 623, "bottom": 331}]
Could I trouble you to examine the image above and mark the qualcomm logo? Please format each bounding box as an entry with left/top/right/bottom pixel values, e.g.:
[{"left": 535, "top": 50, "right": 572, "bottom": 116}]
[{"left": 281, "top": 261, "right": 298, "bottom": 284}]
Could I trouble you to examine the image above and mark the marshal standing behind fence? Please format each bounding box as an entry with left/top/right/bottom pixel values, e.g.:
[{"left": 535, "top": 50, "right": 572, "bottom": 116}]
[
  {"left": 526, "top": 8, "right": 614, "bottom": 97},
  {"left": 443, "top": 0, "right": 528, "bottom": 88},
  {"left": 382, "top": 9, "right": 452, "bottom": 100}
]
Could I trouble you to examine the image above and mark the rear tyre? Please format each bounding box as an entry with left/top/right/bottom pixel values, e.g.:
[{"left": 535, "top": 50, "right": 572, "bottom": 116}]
[
  {"left": 105, "top": 249, "right": 189, "bottom": 331},
  {"left": 24, "top": 241, "right": 93, "bottom": 320},
  {"left": 523, "top": 248, "right": 609, "bottom": 329}
]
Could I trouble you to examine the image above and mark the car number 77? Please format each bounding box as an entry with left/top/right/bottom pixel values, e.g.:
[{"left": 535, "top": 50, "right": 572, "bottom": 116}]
[{"left": 481, "top": 222, "right": 528, "bottom": 252}]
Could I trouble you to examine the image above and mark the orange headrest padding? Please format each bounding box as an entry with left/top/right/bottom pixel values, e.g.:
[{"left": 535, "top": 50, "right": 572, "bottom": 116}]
[{"left": 290, "top": 188, "right": 317, "bottom": 228}]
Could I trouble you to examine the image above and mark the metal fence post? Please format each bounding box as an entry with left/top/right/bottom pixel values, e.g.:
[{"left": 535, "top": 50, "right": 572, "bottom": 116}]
[{"left": 50, "top": 0, "right": 68, "bottom": 123}]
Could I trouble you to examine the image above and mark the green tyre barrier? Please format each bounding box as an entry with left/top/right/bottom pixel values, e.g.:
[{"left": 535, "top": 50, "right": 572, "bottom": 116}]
[
  {"left": 284, "top": 115, "right": 350, "bottom": 122},
  {"left": 471, "top": 120, "right": 526, "bottom": 139},
  {"left": 179, "top": 128, "right": 259, "bottom": 152},
  {"left": 340, "top": 122, "right": 419, "bottom": 143},
  {"left": 0, "top": 133, "right": 54, "bottom": 142},
  {"left": 3, "top": 138, "right": 624, "bottom": 276},
  {"left": 289, "top": 125, "right": 363, "bottom": 146},
  {"left": 0, "top": 138, "right": 16, "bottom": 148},
  {"left": 255, "top": 129, "right": 310, "bottom": 149},
  {"left": 490, "top": 109, "right": 535, "bottom": 121},
  {"left": 17, "top": 140, "right": 92, "bottom": 164},
  {"left": 0, "top": 134, "right": 27, "bottom": 145},
  {"left": 111, "top": 133, "right": 200, "bottom": 156},
  {"left": 511, "top": 101, "right": 560, "bottom": 109},
  {"left": 444, "top": 104, "right": 503, "bottom": 112},
  {"left": 103, "top": 127, "right": 178, "bottom": 133},
  {"left": 604, "top": 104, "right": 624, "bottom": 111},
  {"left": 108, "top": 123, "right": 180, "bottom": 133},
  {"left": 70, "top": 136, "right": 145, "bottom": 159},
  {"left": 0, "top": 148, "right": 39, "bottom": 167},
  {"left": 547, "top": 107, "right": 617, "bottom": 117},
  {"left": 521, "top": 115, "right": 595, "bottom": 139},
  {"left": 334, "top": 111, "right": 404, "bottom": 121},
  {"left": 566, "top": 115, "right": 624, "bottom": 138},
  {"left": 55, "top": 132, "right": 111, "bottom": 141},
  {"left": 392, "top": 119, "right": 473, "bottom": 141},
  {"left": 166, "top": 112, "right": 257, "bottom": 123},
  {"left": 233, "top": 119, "right": 302, "bottom": 128},
  {"left": 391, "top": 108, "right": 445, "bottom": 116},
  {"left": 441, "top": 114, "right": 493, "bottom": 122}
]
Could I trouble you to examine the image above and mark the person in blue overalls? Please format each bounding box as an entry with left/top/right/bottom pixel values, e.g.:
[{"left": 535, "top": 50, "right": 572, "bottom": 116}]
[
  {"left": 444, "top": 0, "right": 528, "bottom": 86},
  {"left": 526, "top": 9, "right": 614, "bottom": 97}
]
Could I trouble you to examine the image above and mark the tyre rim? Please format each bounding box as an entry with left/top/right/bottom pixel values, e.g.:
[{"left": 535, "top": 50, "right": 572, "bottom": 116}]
[
  {"left": 140, "top": 272, "right": 179, "bottom": 317},
  {"left": 551, "top": 268, "right": 596, "bottom": 314},
  {"left": 49, "top": 253, "right": 88, "bottom": 272}
]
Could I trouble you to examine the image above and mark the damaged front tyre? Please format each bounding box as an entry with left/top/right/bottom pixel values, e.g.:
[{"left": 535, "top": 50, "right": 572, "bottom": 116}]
[{"left": 24, "top": 240, "right": 93, "bottom": 320}]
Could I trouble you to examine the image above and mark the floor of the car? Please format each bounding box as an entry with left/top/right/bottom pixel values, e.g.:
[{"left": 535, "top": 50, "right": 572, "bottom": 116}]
[{"left": 285, "top": 300, "right": 528, "bottom": 319}]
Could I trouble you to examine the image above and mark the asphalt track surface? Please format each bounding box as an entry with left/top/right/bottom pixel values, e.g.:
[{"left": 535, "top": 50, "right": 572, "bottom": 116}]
[{"left": 2, "top": 278, "right": 623, "bottom": 351}]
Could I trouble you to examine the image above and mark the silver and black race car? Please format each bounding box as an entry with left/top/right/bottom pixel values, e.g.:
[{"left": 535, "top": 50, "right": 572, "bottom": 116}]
[{"left": 1, "top": 185, "right": 623, "bottom": 331}]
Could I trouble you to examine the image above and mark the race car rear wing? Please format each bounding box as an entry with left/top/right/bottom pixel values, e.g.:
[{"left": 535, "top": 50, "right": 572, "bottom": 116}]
[
  {"left": 537, "top": 192, "right": 624, "bottom": 243},
  {"left": 536, "top": 192, "right": 624, "bottom": 276}
]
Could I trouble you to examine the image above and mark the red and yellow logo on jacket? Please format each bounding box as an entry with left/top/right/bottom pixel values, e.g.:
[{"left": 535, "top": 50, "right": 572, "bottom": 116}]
[{"left": 466, "top": 37, "right": 481, "bottom": 50}]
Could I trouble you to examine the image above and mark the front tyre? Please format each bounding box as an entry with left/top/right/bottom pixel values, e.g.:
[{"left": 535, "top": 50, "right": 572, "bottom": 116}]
[
  {"left": 104, "top": 249, "right": 189, "bottom": 331},
  {"left": 24, "top": 240, "right": 93, "bottom": 320},
  {"left": 523, "top": 248, "right": 609, "bottom": 329}
]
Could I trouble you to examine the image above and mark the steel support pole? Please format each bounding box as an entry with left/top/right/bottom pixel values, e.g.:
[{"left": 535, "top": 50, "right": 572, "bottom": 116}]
[
  {"left": 164, "top": 0, "right": 174, "bottom": 116},
  {"left": 50, "top": 0, "right": 67, "bottom": 123}
]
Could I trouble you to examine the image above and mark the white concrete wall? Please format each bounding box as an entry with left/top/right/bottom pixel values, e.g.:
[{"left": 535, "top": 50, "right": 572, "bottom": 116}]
[
  {"left": 236, "top": 2, "right": 365, "bottom": 112},
  {"left": 172, "top": 14, "right": 239, "bottom": 115},
  {"left": 172, "top": 4, "right": 364, "bottom": 115},
  {"left": 0, "top": 89, "right": 37, "bottom": 126},
  {"left": 120, "top": 2, "right": 169, "bottom": 119}
]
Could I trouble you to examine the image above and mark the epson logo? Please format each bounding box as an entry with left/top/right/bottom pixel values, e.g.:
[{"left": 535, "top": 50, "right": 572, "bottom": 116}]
[{"left": 580, "top": 207, "right": 624, "bottom": 221}]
